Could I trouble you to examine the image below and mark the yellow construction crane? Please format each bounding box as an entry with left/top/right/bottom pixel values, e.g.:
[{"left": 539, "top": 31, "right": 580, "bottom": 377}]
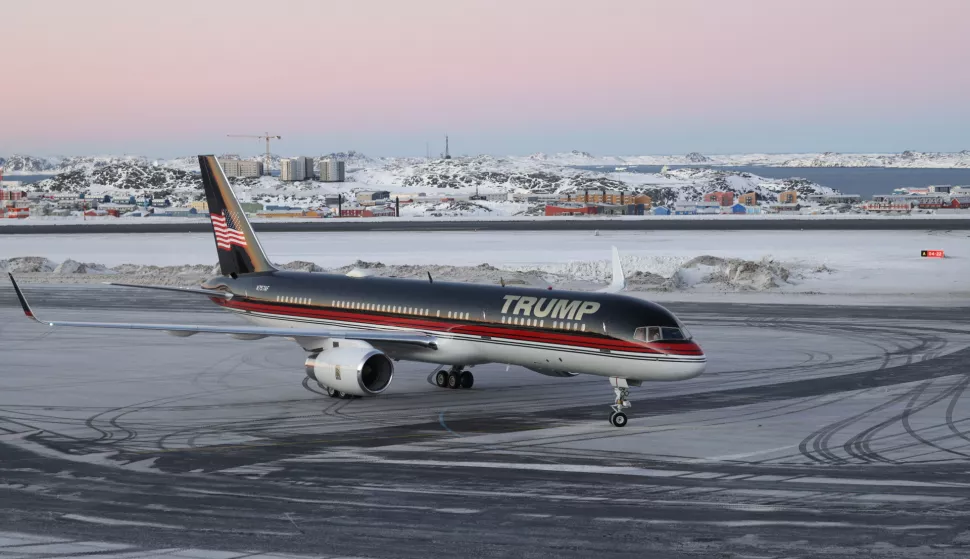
[{"left": 227, "top": 133, "right": 281, "bottom": 175}]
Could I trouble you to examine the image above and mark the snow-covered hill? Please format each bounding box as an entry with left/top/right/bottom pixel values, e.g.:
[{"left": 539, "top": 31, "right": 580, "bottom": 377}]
[
  {"left": 0, "top": 154, "right": 159, "bottom": 174},
  {"left": 29, "top": 163, "right": 203, "bottom": 201},
  {"left": 1, "top": 151, "right": 377, "bottom": 176},
  {"left": 1, "top": 154, "right": 58, "bottom": 173},
  {"left": 528, "top": 150, "right": 970, "bottom": 168},
  {"left": 5, "top": 150, "right": 970, "bottom": 177},
  {"left": 20, "top": 154, "right": 839, "bottom": 217}
]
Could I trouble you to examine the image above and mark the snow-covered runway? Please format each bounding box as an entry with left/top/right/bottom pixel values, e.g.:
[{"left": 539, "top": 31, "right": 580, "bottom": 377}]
[{"left": 2, "top": 288, "right": 970, "bottom": 557}]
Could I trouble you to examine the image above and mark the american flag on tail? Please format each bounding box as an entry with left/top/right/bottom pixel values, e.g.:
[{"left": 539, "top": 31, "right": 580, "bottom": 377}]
[{"left": 211, "top": 210, "right": 248, "bottom": 250}]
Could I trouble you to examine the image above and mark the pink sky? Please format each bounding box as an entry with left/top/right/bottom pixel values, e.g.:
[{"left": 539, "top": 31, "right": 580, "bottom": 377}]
[{"left": 3, "top": 0, "right": 969, "bottom": 156}]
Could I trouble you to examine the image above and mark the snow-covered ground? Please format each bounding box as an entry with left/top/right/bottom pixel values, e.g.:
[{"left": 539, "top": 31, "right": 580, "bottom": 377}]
[
  {"left": 2, "top": 230, "right": 967, "bottom": 305},
  {"left": 4, "top": 150, "right": 969, "bottom": 175},
  {"left": 526, "top": 150, "right": 970, "bottom": 168},
  {"left": 8, "top": 153, "right": 847, "bottom": 219},
  {"left": 11, "top": 156, "right": 835, "bottom": 219},
  {"left": 3, "top": 212, "right": 970, "bottom": 228},
  {"left": 11, "top": 149, "right": 964, "bottom": 222}
]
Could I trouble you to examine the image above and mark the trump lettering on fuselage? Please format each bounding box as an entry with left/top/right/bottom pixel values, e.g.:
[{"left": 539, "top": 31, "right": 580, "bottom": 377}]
[{"left": 501, "top": 295, "right": 600, "bottom": 321}]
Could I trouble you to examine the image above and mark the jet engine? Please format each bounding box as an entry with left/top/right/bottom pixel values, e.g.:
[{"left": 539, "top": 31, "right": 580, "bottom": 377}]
[{"left": 304, "top": 347, "right": 394, "bottom": 396}]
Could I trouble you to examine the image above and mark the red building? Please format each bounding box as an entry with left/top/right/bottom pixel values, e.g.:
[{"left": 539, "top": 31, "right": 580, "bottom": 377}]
[
  {"left": 703, "top": 192, "right": 735, "bottom": 206},
  {"left": 545, "top": 204, "right": 599, "bottom": 216},
  {"left": 0, "top": 190, "right": 26, "bottom": 204},
  {"left": 340, "top": 205, "right": 397, "bottom": 217}
]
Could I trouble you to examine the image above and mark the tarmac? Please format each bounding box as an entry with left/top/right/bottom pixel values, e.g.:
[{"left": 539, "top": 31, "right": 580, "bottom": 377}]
[
  {"left": 3, "top": 216, "right": 970, "bottom": 234},
  {"left": 2, "top": 285, "right": 970, "bottom": 558}
]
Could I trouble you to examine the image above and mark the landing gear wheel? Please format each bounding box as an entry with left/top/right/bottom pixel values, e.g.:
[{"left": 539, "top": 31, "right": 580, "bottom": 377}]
[
  {"left": 447, "top": 371, "right": 461, "bottom": 389},
  {"left": 327, "top": 387, "right": 341, "bottom": 398},
  {"left": 341, "top": 392, "right": 354, "bottom": 399},
  {"left": 435, "top": 371, "right": 449, "bottom": 388},
  {"left": 608, "top": 378, "right": 632, "bottom": 427},
  {"left": 459, "top": 370, "right": 474, "bottom": 389}
]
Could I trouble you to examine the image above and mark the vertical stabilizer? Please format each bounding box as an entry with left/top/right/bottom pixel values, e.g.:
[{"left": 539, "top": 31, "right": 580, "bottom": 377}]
[{"left": 198, "top": 155, "right": 275, "bottom": 277}]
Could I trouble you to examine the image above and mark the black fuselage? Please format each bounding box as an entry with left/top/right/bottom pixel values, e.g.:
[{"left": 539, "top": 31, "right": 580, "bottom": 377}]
[{"left": 204, "top": 271, "right": 684, "bottom": 346}]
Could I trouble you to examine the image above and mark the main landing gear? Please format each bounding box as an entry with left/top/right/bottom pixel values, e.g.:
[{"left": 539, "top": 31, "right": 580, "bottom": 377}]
[
  {"left": 435, "top": 366, "right": 474, "bottom": 390},
  {"left": 609, "top": 377, "right": 632, "bottom": 427}
]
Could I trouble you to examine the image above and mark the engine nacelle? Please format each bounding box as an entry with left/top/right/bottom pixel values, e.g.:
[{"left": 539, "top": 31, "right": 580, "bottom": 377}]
[{"left": 304, "top": 347, "right": 394, "bottom": 396}]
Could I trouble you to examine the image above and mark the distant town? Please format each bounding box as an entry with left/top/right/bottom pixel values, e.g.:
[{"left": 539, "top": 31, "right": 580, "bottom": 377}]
[{"left": 1, "top": 151, "right": 969, "bottom": 220}]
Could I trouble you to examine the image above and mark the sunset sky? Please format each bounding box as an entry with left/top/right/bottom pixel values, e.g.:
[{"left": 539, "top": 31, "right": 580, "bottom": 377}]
[{"left": 3, "top": 0, "right": 968, "bottom": 158}]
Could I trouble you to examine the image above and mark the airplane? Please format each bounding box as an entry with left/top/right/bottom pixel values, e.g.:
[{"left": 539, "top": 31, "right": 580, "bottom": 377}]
[{"left": 7, "top": 155, "right": 706, "bottom": 428}]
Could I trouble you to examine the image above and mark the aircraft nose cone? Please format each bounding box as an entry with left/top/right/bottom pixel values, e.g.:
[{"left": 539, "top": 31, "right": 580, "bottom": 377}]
[{"left": 644, "top": 341, "right": 706, "bottom": 380}]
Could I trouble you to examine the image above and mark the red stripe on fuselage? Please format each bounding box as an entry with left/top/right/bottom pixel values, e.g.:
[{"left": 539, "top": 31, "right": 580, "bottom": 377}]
[{"left": 213, "top": 297, "right": 703, "bottom": 356}]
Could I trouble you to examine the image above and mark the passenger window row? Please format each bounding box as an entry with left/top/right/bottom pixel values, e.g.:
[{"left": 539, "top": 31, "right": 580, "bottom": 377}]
[
  {"left": 277, "top": 296, "right": 312, "bottom": 305},
  {"left": 271, "top": 297, "right": 588, "bottom": 332},
  {"left": 330, "top": 300, "right": 439, "bottom": 317},
  {"left": 501, "top": 316, "right": 585, "bottom": 331}
]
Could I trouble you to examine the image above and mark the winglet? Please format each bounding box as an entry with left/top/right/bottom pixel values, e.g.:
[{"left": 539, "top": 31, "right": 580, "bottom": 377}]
[
  {"left": 8, "top": 274, "right": 41, "bottom": 322},
  {"left": 598, "top": 246, "right": 626, "bottom": 293}
]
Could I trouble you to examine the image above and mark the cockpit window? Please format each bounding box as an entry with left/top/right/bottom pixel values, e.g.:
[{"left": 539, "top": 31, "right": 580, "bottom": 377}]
[{"left": 634, "top": 326, "right": 690, "bottom": 342}]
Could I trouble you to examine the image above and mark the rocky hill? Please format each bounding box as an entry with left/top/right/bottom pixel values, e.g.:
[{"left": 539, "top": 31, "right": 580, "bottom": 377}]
[
  {"left": 14, "top": 153, "right": 839, "bottom": 213},
  {"left": 0, "top": 151, "right": 378, "bottom": 176},
  {"left": 31, "top": 162, "right": 202, "bottom": 199},
  {"left": 775, "top": 150, "right": 970, "bottom": 168},
  {"left": 528, "top": 150, "right": 970, "bottom": 168},
  {"left": 1, "top": 154, "right": 56, "bottom": 172},
  {"left": 357, "top": 155, "right": 838, "bottom": 206}
]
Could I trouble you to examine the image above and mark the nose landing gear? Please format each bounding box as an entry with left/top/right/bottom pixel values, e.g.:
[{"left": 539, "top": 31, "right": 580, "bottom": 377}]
[{"left": 609, "top": 377, "right": 632, "bottom": 427}]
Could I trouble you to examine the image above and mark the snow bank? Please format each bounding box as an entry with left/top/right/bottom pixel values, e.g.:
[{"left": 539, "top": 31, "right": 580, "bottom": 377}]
[
  {"left": 4, "top": 230, "right": 968, "bottom": 300},
  {"left": 0, "top": 256, "right": 57, "bottom": 273},
  {"left": 501, "top": 254, "right": 803, "bottom": 292},
  {"left": 664, "top": 256, "right": 794, "bottom": 291},
  {"left": 6, "top": 254, "right": 809, "bottom": 293}
]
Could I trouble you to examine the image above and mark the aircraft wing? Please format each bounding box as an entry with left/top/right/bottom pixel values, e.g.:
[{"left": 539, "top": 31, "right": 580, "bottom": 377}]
[
  {"left": 8, "top": 274, "right": 437, "bottom": 349},
  {"left": 597, "top": 246, "right": 626, "bottom": 293},
  {"left": 103, "top": 282, "right": 235, "bottom": 299}
]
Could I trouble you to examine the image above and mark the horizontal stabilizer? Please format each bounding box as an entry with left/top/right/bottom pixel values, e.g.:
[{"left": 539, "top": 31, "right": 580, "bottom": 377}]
[{"left": 105, "top": 282, "right": 233, "bottom": 299}]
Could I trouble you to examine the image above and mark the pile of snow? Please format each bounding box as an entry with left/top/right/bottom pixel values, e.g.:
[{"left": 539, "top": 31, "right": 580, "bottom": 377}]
[
  {"left": 0, "top": 256, "right": 58, "bottom": 273},
  {"left": 663, "top": 256, "right": 793, "bottom": 291},
  {"left": 276, "top": 261, "right": 325, "bottom": 272},
  {"left": 503, "top": 254, "right": 803, "bottom": 292},
  {"left": 331, "top": 260, "right": 550, "bottom": 287},
  {"left": 5, "top": 254, "right": 811, "bottom": 293},
  {"left": 52, "top": 259, "right": 112, "bottom": 275}
]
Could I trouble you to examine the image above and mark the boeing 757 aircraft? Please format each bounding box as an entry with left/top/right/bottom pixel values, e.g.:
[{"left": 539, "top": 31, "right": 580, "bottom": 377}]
[{"left": 9, "top": 155, "right": 706, "bottom": 427}]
